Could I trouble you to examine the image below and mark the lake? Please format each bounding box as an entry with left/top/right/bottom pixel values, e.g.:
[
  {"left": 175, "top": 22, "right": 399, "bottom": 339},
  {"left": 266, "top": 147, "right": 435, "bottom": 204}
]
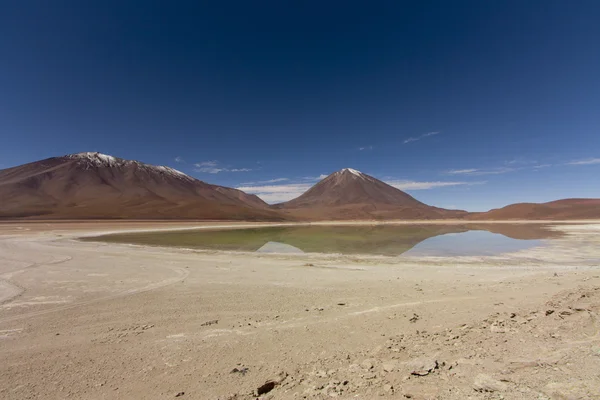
[{"left": 82, "top": 223, "right": 560, "bottom": 257}]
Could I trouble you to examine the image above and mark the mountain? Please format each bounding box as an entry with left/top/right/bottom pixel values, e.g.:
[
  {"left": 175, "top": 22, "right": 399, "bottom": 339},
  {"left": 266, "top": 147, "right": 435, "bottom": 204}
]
[
  {"left": 0, "top": 152, "right": 283, "bottom": 220},
  {"left": 3, "top": 155, "right": 596, "bottom": 221},
  {"left": 274, "top": 168, "right": 466, "bottom": 220},
  {"left": 470, "top": 198, "right": 600, "bottom": 220}
]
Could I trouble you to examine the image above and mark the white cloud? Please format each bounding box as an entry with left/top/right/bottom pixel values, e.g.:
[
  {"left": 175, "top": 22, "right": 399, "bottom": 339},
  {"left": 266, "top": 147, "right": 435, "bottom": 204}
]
[
  {"left": 174, "top": 156, "right": 185, "bottom": 163},
  {"left": 301, "top": 174, "right": 328, "bottom": 181},
  {"left": 194, "top": 160, "right": 252, "bottom": 174},
  {"left": 386, "top": 180, "right": 486, "bottom": 190},
  {"left": 567, "top": 158, "right": 600, "bottom": 166},
  {"left": 358, "top": 145, "right": 373, "bottom": 151},
  {"left": 268, "top": 178, "right": 290, "bottom": 183},
  {"left": 446, "top": 168, "right": 479, "bottom": 174},
  {"left": 230, "top": 168, "right": 252, "bottom": 172},
  {"left": 241, "top": 178, "right": 289, "bottom": 185},
  {"left": 238, "top": 176, "right": 485, "bottom": 203},
  {"left": 237, "top": 174, "right": 330, "bottom": 203},
  {"left": 532, "top": 164, "right": 552, "bottom": 169},
  {"left": 195, "top": 160, "right": 218, "bottom": 167},
  {"left": 236, "top": 183, "right": 313, "bottom": 203},
  {"left": 504, "top": 158, "right": 538, "bottom": 166},
  {"left": 445, "top": 167, "right": 514, "bottom": 176},
  {"left": 195, "top": 167, "right": 225, "bottom": 174},
  {"left": 403, "top": 131, "right": 440, "bottom": 144}
]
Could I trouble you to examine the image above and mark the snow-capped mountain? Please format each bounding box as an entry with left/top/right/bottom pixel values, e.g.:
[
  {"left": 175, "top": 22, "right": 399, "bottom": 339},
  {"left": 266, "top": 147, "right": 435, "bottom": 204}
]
[
  {"left": 275, "top": 168, "right": 466, "bottom": 220},
  {"left": 0, "top": 152, "right": 280, "bottom": 220}
]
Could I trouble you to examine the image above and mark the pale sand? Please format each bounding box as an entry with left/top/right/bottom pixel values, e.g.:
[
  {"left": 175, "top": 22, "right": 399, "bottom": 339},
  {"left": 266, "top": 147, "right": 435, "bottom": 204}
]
[{"left": 0, "top": 221, "right": 599, "bottom": 399}]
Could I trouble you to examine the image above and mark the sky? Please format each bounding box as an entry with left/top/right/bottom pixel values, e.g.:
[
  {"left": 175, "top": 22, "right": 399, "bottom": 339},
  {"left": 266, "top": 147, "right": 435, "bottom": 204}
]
[{"left": 1, "top": 1, "right": 599, "bottom": 211}]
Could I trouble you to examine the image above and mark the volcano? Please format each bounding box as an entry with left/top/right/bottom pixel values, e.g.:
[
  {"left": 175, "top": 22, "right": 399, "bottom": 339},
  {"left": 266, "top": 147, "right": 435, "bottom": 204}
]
[
  {"left": 275, "top": 168, "right": 466, "bottom": 220},
  {"left": 0, "top": 152, "right": 283, "bottom": 220}
]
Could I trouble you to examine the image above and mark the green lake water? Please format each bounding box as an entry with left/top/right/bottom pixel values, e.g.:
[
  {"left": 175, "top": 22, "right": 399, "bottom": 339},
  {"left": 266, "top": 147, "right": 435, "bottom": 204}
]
[{"left": 82, "top": 224, "right": 559, "bottom": 257}]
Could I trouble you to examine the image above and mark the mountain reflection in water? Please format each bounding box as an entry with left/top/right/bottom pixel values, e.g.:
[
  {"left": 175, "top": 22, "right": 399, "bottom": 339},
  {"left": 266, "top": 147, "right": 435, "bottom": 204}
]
[{"left": 85, "top": 224, "right": 560, "bottom": 257}]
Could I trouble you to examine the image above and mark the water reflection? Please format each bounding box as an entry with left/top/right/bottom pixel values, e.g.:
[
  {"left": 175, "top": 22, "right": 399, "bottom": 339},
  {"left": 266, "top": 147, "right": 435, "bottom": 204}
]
[{"left": 86, "top": 223, "right": 559, "bottom": 257}]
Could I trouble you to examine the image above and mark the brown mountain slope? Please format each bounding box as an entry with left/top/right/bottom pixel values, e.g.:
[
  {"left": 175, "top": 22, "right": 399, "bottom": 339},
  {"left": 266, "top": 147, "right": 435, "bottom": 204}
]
[
  {"left": 470, "top": 199, "right": 600, "bottom": 220},
  {"left": 0, "top": 152, "right": 283, "bottom": 220},
  {"left": 274, "top": 168, "right": 467, "bottom": 220}
]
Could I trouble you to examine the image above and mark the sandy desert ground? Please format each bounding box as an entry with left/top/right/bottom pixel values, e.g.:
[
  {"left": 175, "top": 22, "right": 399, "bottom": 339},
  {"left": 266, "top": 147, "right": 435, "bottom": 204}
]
[{"left": 1, "top": 221, "right": 599, "bottom": 400}]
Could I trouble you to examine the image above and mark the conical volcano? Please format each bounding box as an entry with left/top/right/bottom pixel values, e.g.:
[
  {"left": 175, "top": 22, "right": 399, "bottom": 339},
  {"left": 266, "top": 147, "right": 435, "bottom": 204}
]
[{"left": 275, "top": 168, "right": 466, "bottom": 220}]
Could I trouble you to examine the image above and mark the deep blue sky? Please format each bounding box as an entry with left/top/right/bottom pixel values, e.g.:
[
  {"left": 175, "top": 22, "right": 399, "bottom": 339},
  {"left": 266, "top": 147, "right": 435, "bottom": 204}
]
[{"left": 2, "top": 1, "right": 599, "bottom": 210}]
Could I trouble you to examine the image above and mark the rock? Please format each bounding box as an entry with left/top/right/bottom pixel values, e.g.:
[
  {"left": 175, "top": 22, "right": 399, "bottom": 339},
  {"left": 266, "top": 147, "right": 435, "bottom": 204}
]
[
  {"left": 175, "top": 392, "right": 185, "bottom": 397},
  {"left": 256, "top": 381, "right": 276, "bottom": 396},
  {"left": 546, "top": 309, "right": 555, "bottom": 316},
  {"left": 409, "top": 314, "right": 420, "bottom": 323},
  {"left": 383, "top": 383, "right": 394, "bottom": 393},
  {"left": 473, "top": 374, "right": 507, "bottom": 392},
  {"left": 230, "top": 367, "right": 249, "bottom": 375},
  {"left": 408, "top": 357, "right": 439, "bottom": 376},
  {"left": 256, "top": 372, "right": 288, "bottom": 396},
  {"left": 490, "top": 324, "right": 506, "bottom": 333}
]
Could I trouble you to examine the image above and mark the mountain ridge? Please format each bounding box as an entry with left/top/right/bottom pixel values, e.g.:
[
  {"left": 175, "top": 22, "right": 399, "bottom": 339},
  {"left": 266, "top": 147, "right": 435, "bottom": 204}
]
[
  {"left": 0, "top": 152, "right": 281, "bottom": 220},
  {"left": 469, "top": 198, "right": 600, "bottom": 220},
  {"left": 1, "top": 155, "right": 598, "bottom": 220}
]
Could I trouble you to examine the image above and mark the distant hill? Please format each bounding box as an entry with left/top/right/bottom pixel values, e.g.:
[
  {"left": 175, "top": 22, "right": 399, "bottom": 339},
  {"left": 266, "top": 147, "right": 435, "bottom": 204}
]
[
  {"left": 274, "top": 168, "right": 467, "bottom": 220},
  {"left": 469, "top": 198, "right": 600, "bottom": 220},
  {"left": 0, "top": 152, "right": 283, "bottom": 220}
]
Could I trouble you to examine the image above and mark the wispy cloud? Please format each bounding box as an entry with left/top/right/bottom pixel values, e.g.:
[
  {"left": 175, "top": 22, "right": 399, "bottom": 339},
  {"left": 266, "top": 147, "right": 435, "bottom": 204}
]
[
  {"left": 403, "top": 131, "right": 440, "bottom": 144},
  {"left": 567, "top": 158, "right": 600, "bottom": 166},
  {"left": 195, "top": 167, "right": 225, "bottom": 174},
  {"left": 174, "top": 156, "right": 185, "bottom": 163},
  {"left": 445, "top": 167, "right": 514, "bottom": 176},
  {"left": 386, "top": 180, "right": 486, "bottom": 190},
  {"left": 358, "top": 145, "right": 374, "bottom": 151},
  {"left": 194, "top": 160, "right": 252, "bottom": 174},
  {"left": 238, "top": 173, "right": 328, "bottom": 203},
  {"left": 532, "top": 163, "right": 552, "bottom": 169},
  {"left": 504, "top": 158, "right": 538, "bottom": 166},
  {"left": 238, "top": 175, "right": 485, "bottom": 203},
  {"left": 241, "top": 178, "right": 289, "bottom": 185},
  {"left": 301, "top": 174, "right": 328, "bottom": 181},
  {"left": 195, "top": 160, "right": 218, "bottom": 167},
  {"left": 446, "top": 168, "right": 479, "bottom": 175},
  {"left": 236, "top": 183, "right": 313, "bottom": 203}
]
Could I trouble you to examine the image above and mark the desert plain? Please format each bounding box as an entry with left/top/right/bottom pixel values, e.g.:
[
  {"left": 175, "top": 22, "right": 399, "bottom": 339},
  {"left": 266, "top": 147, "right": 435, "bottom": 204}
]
[{"left": 1, "top": 220, "right": 599, "bottom": 400}]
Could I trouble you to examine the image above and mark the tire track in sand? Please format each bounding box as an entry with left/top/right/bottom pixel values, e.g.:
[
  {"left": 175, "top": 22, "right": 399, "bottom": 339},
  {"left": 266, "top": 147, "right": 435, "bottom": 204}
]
[
  {"left": 0, "top": 234, "right": 189, "bottom": 324},
  {"left": 0, "top": 264, "right": 188, "bottom": 324}
]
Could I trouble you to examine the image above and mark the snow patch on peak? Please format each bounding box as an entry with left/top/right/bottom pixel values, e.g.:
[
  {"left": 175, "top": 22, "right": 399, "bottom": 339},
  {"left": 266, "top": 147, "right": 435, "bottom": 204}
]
[
  {"left": 68, "top": 152, "right": 119, "bottom": 166},
  {"left": 155, "top": 165, "right": 192, "bottom": 179},
  {"left": 340, "top": 168, "right": 363, "bottom": 177},
  {"left": 66, "top": 152, "right": 194, "bottom": 181}
]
